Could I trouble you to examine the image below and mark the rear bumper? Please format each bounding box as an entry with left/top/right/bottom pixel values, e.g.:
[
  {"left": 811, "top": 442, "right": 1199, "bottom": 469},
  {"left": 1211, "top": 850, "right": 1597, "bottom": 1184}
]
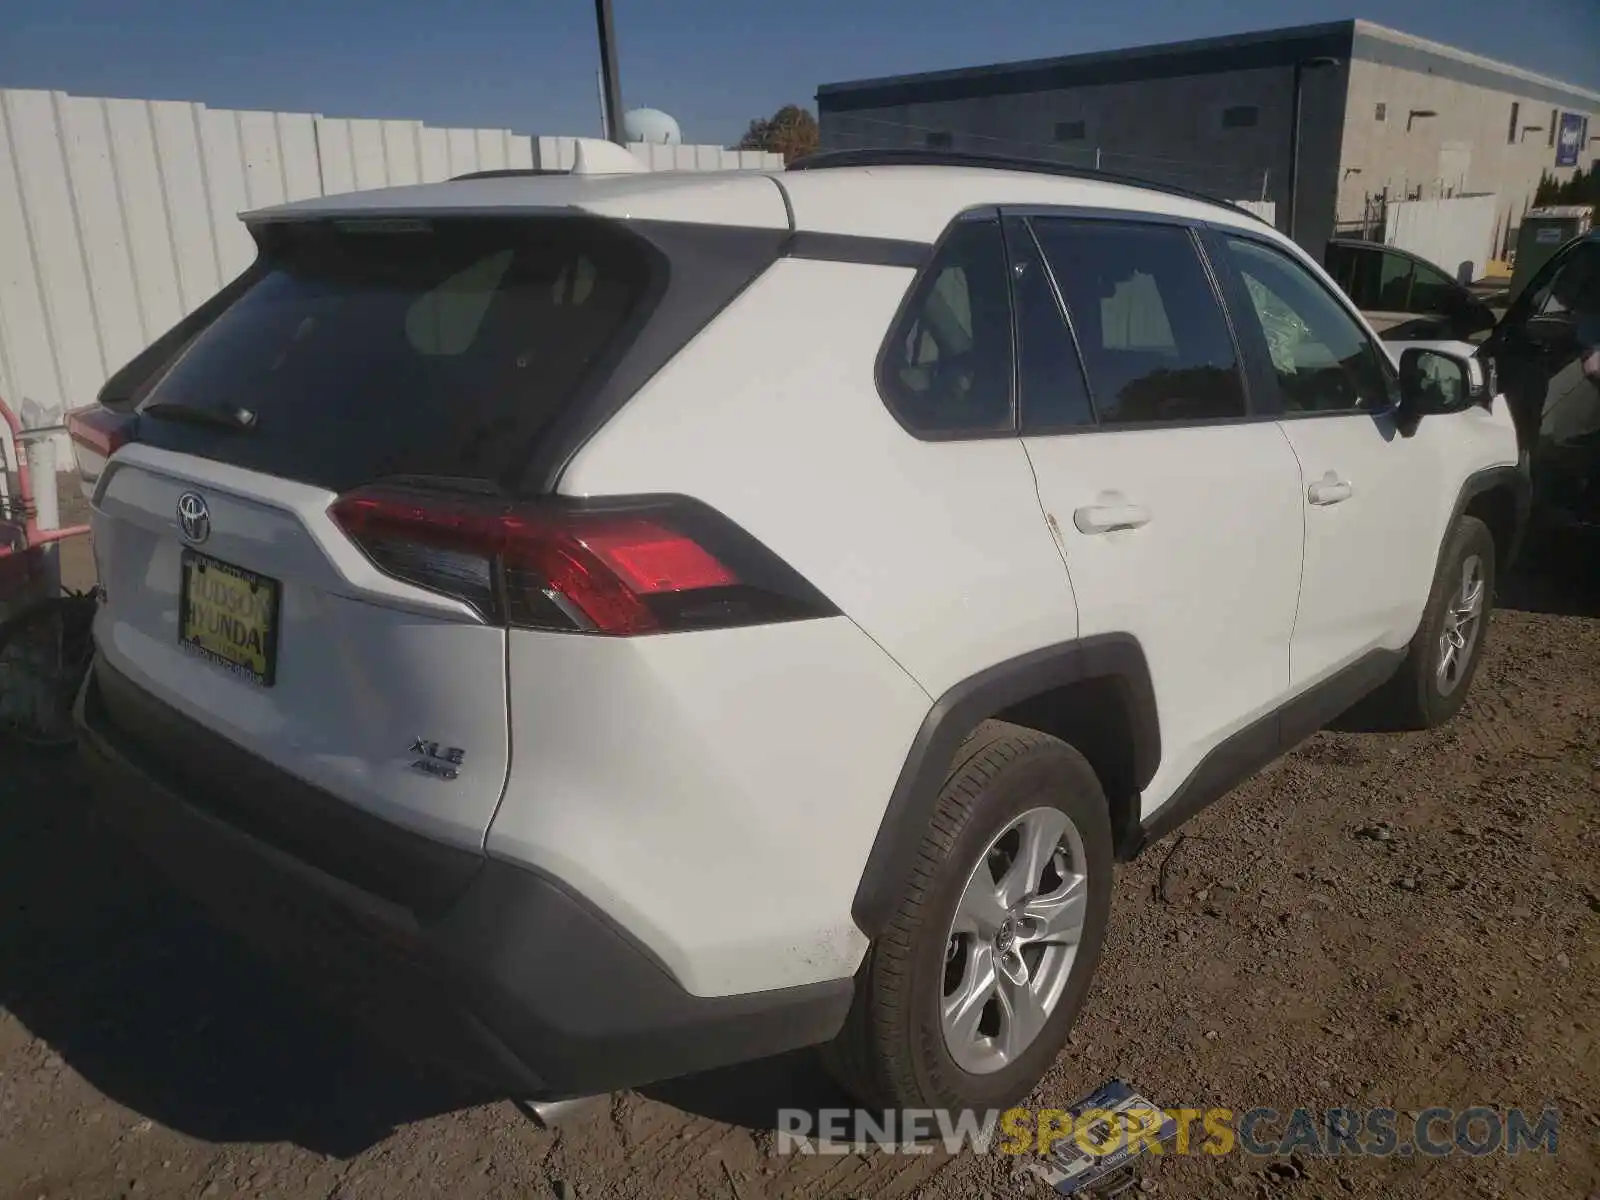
[{"left": 75, "top": 655, "right": 852, "bottom": 1098}]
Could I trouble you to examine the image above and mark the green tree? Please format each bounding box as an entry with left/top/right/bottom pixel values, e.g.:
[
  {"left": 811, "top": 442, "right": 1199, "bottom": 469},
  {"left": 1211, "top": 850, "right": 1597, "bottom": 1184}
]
[{"left": 737, "top": 104, "right": 820, "bottom": 164}]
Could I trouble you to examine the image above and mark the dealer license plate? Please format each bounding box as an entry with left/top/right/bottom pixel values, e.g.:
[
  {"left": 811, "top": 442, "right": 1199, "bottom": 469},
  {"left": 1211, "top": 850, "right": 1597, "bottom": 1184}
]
[{"left": 178, "top": 550, "right": 280, "bottom": 686}]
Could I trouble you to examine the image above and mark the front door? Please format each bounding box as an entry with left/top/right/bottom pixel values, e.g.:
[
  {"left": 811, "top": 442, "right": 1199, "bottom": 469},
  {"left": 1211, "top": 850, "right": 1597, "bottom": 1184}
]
[
  {"left": 1209, "top": 232, "right": 1444, "bottom": 686},
  {"left": 1008, "top": 214, "right": 1304, "bottom": 814}
]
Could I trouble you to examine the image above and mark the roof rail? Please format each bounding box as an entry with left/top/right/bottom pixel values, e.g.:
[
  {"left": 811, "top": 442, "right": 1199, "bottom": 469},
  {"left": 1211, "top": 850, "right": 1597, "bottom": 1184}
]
[
  {"left": 787, "top": 148, "right": 1269, "bottom": 224},
  {"left": 450, "top": 168, "right": 571, "bottom": 181}
]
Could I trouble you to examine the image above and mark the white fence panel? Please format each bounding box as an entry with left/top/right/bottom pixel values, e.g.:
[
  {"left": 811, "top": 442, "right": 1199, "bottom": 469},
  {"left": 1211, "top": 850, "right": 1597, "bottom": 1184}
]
[
  {"left": 1384, "top": 195, "right": 1499, "bottom": 283},
  {"left": 315, "top": 118, "right": 357, "bottom": 195},
  {"left": 0, "top": 91, "right": 67, "bottom": 415},
  {"left": 56, "top": 95, "right": 144, "bottom": 375},
  {"left": 110, "top": 99, "right": 188, "bottom": 340},
  {"left": 198, "top": 107, "right": 255, "bottom": 278},
  {"left": 5, "top": 90, "right": 107, "bottom": 413},
  {"left": 1, "top": 85, "right": 782, "bottom": 427},
  {"left": 278, "top": 113, "right": 322, "bottom": 201},
  {"left": 150, "top": 100, "right": 222, "bottom": 310},
  {"left": 348, "top": 119, "right": 388, "bottom": 191},
  {"left": 382, "top": 120, "right": 422, "bottom": 187},
  {"left": 418, "top": 126, "right": 451, "bottom": 184}
]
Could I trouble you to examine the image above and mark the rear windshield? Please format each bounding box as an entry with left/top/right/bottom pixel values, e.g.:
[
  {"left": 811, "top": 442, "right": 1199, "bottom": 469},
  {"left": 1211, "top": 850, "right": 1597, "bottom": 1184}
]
[{"left": 135, "top": 217, "right": 656, "bottom": 491}]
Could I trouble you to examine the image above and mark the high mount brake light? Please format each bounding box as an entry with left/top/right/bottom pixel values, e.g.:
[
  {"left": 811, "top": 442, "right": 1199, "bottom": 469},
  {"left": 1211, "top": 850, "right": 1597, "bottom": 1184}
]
[{"left": 329, "top": 486, "right": 833, "bottom": 635}]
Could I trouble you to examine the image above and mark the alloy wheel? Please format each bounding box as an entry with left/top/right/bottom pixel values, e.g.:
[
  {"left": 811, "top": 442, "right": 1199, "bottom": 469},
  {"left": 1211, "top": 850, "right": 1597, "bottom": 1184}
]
[
  {"left": 1436, "top": 553, "right": 1485, "bottom": 697},
  {"left": 940, "top": 805, "right": 1088, "bottom": 1074}
]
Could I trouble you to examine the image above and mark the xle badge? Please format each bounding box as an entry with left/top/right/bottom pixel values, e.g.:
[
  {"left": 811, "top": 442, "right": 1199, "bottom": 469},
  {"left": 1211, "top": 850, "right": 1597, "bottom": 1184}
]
[{"left": 409, "top": 738, "right": 465, "bottom": 781}]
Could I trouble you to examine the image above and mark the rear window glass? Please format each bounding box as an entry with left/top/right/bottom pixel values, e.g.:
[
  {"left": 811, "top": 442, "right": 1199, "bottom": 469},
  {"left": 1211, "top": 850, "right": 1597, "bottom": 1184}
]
[{"left": 138, "top": 217, "right": 655, "bottom": 490}]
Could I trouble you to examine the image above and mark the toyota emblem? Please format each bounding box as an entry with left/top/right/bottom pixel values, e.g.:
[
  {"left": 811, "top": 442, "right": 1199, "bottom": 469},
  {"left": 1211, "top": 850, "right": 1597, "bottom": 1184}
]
[{"left": 176, "top": 491, "right": 211, "bottom": 544}]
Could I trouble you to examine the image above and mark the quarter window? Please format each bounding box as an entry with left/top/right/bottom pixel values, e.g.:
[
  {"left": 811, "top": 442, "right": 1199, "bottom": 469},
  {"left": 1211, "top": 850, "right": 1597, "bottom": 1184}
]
[
  {"left": 879, "top": 217, "right": 1014, "bottom": 435},
  {"left": 1031, "top": 219, "right": 1246, "bottom": 423},
  {"left": 1221, "top": 237, "right": 1397, "bottom": 414}
]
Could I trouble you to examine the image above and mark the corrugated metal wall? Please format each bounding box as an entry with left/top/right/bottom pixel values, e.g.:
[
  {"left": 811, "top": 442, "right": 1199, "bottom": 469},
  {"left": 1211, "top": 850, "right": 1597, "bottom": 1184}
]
[{"left": 0, "top": 88, "right": 782, "bottom": 432}]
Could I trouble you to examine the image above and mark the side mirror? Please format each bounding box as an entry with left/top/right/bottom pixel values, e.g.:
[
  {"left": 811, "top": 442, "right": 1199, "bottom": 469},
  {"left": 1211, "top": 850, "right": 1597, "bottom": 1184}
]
[{"left": 1397, "top": 347, "right": 1486, "bottom": 429}]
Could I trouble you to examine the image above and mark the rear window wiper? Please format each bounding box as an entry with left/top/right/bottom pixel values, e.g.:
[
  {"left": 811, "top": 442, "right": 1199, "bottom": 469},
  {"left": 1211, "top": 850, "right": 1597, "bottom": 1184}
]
[{"left": 140, "top": 400, "right": 259, "bottom": 433}]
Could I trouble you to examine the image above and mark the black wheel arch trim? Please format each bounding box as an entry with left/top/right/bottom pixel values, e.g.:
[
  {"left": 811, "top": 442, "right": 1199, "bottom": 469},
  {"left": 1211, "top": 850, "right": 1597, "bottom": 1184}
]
[
  {"left": 1447, "top": 463, "right": 1530, "bottom": 571},
  {"left": 851, "top": 633, "right": 1159, "bottom": 937}
]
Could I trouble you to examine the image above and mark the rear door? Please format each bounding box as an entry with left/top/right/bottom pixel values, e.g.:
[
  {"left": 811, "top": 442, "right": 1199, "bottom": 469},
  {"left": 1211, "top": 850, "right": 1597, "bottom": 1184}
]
[
  {"left": 91, "top": 216, "right": 659, "bottom": 848},
  {"left": 1011, "top": 214, "right": 1304, "bottom": 814}
]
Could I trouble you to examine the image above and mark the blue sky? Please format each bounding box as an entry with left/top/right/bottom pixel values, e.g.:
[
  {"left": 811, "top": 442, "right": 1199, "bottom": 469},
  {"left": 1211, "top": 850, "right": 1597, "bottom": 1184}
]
[{"left": 3, "top": 0, "right": 1598, "bottom": 147}]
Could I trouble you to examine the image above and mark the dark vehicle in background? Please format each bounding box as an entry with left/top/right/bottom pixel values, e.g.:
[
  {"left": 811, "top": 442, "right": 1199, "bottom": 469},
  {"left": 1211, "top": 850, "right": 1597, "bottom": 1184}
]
[
  {"left": 1482, "top": 232, "right": 1600, "bottom": 536},
  {"left": 1325, "top": 239, "right": 1498, "bottom": 343}
]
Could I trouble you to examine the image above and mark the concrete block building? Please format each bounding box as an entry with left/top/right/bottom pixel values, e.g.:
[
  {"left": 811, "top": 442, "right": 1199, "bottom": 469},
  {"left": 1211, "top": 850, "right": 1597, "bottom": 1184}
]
[{"left": 817, "top": 20, "right": 1598, "bottom": 259}]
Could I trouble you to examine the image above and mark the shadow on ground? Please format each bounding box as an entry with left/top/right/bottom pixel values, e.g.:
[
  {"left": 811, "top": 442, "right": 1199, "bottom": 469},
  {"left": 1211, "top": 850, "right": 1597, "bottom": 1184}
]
[
  {"left": 0, "top": 748, "right": 850, "bottom": 1154},
  {"left": 0, "top": 751, "right": 481, "bottom": 1158},
  {"left": 1497, "top": 533, "right": 1600, "bottom": 618},
  {"left": 642, "top": 1048, "right": 855, "bottom": 1131}
]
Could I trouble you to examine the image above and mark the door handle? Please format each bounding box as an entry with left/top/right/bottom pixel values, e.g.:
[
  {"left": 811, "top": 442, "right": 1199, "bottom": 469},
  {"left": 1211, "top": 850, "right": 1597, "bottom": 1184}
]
[
  {"left": 1308, "top": 472, "right": 1353, "bottom": 506},
  {"left": 1072, "top": 502, "right": 1153, "bottom": 533}
]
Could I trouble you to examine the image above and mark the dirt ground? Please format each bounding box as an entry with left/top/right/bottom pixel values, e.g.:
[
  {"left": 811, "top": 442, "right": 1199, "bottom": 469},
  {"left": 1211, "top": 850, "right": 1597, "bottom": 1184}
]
[{"left": 2, "top": 537, "right": 1597, "bottom": 1200}]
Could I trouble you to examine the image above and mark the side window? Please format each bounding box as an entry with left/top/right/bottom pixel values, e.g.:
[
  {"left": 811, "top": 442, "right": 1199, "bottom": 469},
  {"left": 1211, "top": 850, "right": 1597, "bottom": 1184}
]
[
  {"left": 879, "top": 218, "right": 1014, "bottom": 435},
  {"left": 1530, "top": 244, "right": 1600, "bottom": 319},
  {"left": 1346, "top": 246, "right": 1383, "bottom": 310},
  {"left": 1002, "top": 217, "right": 1095, "bottom": 432},
  {"left": 1324, "top": 244, "right": 1357, "bottom": 295},
  {"left": 1376, "top": 251, "right": 1415, "bottom": 310},
  {"left": 1221, "top": 236, "right": 1398, "bottom": 414},
  {"left": 1407, "top": 259, "right": 1461, "bottom": 314},
  {"left": 1031, "top": 219, "right": 1246, "bottom": 424}
]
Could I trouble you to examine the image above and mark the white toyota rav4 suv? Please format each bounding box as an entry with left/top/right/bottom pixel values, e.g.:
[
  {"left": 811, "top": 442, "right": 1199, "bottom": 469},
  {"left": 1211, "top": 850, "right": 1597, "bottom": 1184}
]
[{"left": 72, "top": 146, "right": 1526, "bottom": 1112}]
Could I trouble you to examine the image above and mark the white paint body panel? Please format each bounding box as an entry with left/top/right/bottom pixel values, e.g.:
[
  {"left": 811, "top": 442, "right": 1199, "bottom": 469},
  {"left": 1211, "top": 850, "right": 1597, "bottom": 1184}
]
[
  {"left": 529, "top": 257, "right": 1082, "bottom": 992},
  {"left": 1279, "top": 394, "right": 1518, "bottom": 685},
  {"left": 1022, "top": 425, "right": 1305, "bottom": 816},
  {"left": 487, "top": 618, "right": 931, "bottom": 996},
  {"left": 91, "top": 444, "right": 510, "bottom": 851},
  {"left": 557, "top": 257, "right": 1081, "bottom": 700}
]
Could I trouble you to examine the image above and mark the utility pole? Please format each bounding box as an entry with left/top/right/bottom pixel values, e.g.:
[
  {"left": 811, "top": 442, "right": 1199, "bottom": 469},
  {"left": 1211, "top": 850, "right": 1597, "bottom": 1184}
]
[{"left": 595, "top": 0, "right": 625, "bottom": 145}]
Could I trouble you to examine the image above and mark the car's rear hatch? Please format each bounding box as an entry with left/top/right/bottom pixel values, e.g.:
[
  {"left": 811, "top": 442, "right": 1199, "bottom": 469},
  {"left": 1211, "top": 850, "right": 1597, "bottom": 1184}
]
[{"left": 87, "top": 208, "right": 787, "bottom": 863}]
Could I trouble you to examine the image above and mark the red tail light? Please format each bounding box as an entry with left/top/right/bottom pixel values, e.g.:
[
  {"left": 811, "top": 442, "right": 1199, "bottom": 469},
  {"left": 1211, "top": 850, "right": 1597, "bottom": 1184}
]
[
  {"left": 329, "top": 485, "right": 833, "bottom": 636},
  {"left": 66, "top": 405, "right": 136, "bottom": 460}
]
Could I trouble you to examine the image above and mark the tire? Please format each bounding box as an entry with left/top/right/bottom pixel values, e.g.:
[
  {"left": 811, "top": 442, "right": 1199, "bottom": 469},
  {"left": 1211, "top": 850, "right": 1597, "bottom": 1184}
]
[
  {"left": 824, "top": 720, "right": 1113, "bottom": 1111},
  {"left": 0, "top": 591, "right": 98, "bottom": 751},
  {"left": 1356, "top": 515, "right": 1496, "bottom": 732}
]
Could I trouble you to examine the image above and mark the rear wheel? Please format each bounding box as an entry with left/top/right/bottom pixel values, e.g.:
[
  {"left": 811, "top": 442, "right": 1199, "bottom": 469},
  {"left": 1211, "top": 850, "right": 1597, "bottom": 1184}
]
[{"left": 825, "top": 721, "right": 1112, "bottom": 1110}]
